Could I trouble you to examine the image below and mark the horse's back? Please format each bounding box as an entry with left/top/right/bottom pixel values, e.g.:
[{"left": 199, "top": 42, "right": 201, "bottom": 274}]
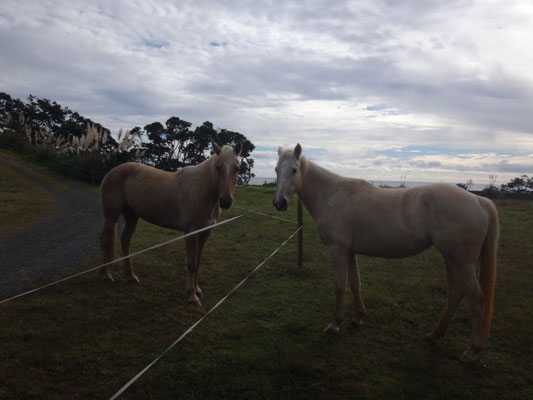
[
  {"left": 100, "top": 163, "right": 175, "bottom": 220},
  {"left": 315, "top": 179, "right": 425, "bottom": 255},
  {"left": 341, "top": 183, "right": 431, "bottom": 256},
  {"left": 102, "top": 163, "right": 153, "bottom": 200},
  {"left": 413, "top": 184, "right": 492, "bottom": 257},
  {"left": 333, "top": 182, "right": 491, "bottom": 258},
  {"left": 415, "top": 183, "right": 489, "bottom": 226},
  {"left": 100, "top": 162, "right": 216, "bottom": 230},
  {"left": 100, "top": 163, "right": 138, "bottom": 213}
]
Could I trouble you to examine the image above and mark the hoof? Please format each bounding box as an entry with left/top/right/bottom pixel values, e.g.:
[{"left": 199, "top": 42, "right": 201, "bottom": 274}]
[
  {"left": 188, "top": 299, "right": 202, "bottom": 307},
  {"left": 350, "top": 318, "right": 364, "bottom": 328},
  {"left": 101, "top": 274, "right": 114, "bottom": 282},
  {"left": 425, "top": 331, "right": 443, "bottom": 343},
  {"left": 323, "top": 323, "right": 340, "bottom": 333},
  {"left": 127, "top": 275, "right": 140, "bottom": 284},
  {"left": 459, "top": 349, "right": 477, "bottom": 363},
  {"left": 195, "top": 290, "right": 204, "bottom": 299},
  {"left": 424, "top": 333, "right": 436, "bottom": 344}
]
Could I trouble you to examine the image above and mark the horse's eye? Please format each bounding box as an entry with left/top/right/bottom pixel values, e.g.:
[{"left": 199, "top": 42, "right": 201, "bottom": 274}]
[{"left": 292, "top": 168, "right": 297, "bottom": 175}]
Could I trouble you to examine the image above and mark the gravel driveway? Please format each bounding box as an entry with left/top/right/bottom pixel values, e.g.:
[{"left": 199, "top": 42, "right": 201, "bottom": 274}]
[{"left": 0, "top": 156, "right": 104, "bottom": 300}]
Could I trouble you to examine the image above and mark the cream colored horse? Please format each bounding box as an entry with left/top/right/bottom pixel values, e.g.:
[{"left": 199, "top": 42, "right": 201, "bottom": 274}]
[
  {"left": 273, "top": 144, "right": 499, "bottom": 362},
  {"left": 100, "top": 141, "right": 241, "bottom": 306}
]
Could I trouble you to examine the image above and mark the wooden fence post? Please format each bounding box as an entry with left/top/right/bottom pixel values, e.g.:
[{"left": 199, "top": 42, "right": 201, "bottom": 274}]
[{"left": 298, "top": 198, "right": 303, "bottom": 270}]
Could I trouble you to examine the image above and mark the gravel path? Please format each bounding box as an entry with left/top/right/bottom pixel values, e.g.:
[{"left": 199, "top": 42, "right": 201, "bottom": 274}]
[{"left": 0, "top": 155, "right": 104, "bottom": 300}]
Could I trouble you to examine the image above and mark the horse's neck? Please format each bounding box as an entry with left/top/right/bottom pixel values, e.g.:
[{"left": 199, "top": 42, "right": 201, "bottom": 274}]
[
  {"left": 297, "top": 157, "right": 339, "bottom": 216},
  {"left": 185, "top": 157, "right": 219, "bottom": 208}
]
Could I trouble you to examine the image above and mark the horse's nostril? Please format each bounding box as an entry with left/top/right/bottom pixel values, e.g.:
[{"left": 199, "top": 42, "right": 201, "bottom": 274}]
[
  {"left": 220, "top": 198, "right": 233, "bottom": 209},
  {"left": 273, "top": 197, "right": 288, "bottom": 211}
]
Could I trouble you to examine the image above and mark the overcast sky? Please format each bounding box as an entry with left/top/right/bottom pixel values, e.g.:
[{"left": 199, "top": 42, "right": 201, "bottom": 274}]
[{"left": 1, "top": 0, "right": 532, "bottom": 185}]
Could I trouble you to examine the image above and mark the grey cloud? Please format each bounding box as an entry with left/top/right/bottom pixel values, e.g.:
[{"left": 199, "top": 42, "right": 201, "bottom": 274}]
[
  {"left": 409, "top": 160, "right": 442, "bottom": 169},
  {"left": 0, "top": 0, "right": 532, "bottom": 183},
  {"left": 485, "top": 161, "right": 533, "bottom": 174}
]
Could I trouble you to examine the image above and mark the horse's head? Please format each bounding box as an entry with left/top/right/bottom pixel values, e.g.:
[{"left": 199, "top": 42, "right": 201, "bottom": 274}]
[
  {"left": 273, "top": 143, "right": 302, "bottom": 211},
  {"left": 212, "top": 140, "right": 242, "bottom": 209}
]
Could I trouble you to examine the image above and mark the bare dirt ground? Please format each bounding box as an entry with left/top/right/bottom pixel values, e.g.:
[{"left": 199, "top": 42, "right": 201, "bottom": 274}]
[{"left": 0, "top": 153, "right": 102, "bottom": 300}]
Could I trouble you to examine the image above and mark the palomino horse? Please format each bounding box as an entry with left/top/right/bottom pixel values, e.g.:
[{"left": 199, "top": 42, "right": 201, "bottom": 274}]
[
  {"left": 273, "top": 144, "right": 499, "bottom": 362},
  {"left": 100, "top": 141, "right": 241, "bottom": 305}
]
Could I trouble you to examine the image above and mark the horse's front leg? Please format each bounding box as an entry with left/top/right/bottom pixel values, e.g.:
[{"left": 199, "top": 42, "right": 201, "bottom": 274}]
[
  {"left": 185, "top": 235, "right": 201, "bottom": 306},
  {"left": 194, "top": 230, "right": 211, "bottom": 299},
  {"left": 348, "top": 251, "right": 366, "bottom": 327},
  {"left": 324, "top": 244, "right": 349, "bottom": 333}
]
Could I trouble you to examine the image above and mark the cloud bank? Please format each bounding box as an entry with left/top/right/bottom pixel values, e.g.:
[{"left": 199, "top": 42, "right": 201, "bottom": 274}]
[{"left": 1, "top": 0, "right": 532, "bottom": 185}]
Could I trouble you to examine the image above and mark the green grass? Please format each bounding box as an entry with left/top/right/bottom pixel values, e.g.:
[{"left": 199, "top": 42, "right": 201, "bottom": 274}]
[
  {"left": 0, "top": 154, "right": 56, "bottom": 235},
  {"left": 0, "top": 174, "right": 532, "bottom": 399},
  {"left": 0, "top": 148, "right": 100, "bottom": 236},
  {"left": 0, "top": 148, "right": 99, "bottom": 194}
]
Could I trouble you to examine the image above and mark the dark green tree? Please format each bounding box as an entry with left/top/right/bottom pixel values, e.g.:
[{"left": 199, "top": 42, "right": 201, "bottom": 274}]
[
  {"left": 166, "top": 116, "right": 193, "bottom": 168},
  {"left": 0, "top": 92, "right": 26, "bottom": 127},
  {"left": 183, "top": 121, "right": 217, "bottom": 165},
  {"left": 1, "top": 92, "right": 256, "bottom": 183},
  {"left": 139, "top": 117, "right": 195, "bottom": 170},
  {"left": 0, "top": 92, "right": 117, "bottom": 151},
  {"left": 216, "top": 128, "right": 256, "bottom": 184},
  {"left": 137, "top": 119, "right": 256, "bottom": 184},
  {"left": 141, "top": 121, "right": 167, "bottom": 168},
  {"left": 501, "top": 175, "right": 532, "bottom": 193}
]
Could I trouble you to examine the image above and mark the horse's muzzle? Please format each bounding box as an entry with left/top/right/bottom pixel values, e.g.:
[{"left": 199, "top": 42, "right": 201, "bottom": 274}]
[
  {"left": 273, "top": 197, "right": 288, "bottom": 211},
  {"left": 219, "top": 198, "right": 233, "bottom": 209}
]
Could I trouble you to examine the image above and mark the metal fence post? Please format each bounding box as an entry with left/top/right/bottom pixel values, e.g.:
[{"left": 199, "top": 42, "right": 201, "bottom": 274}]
[{"left": 298, "top": 198, "right": 303, "bottom": 269}]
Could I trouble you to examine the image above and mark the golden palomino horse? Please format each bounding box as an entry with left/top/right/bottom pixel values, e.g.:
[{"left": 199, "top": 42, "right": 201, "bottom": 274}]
[
  {"left": 100, "top": 141, "right": 241, "bottom": 305},
  {"left": 273, "top": 144, "right": 498, "bottom": 362}
]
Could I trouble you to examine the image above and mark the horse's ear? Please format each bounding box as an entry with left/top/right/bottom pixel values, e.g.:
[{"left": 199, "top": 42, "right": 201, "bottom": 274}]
[
  {"left": 234, "top": 141, "right": 242, "bottom": 156},
  {"left": 278, "top": 146, "right": 283, "bottom": 156},
  {"left": 294, "top": 143, "right": 302, "bottom": 159},
  {"left": 212, "top": 140, "right": 222, "bottom": 155}
]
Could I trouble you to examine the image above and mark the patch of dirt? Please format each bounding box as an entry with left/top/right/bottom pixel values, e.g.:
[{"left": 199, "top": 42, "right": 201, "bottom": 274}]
[{"left": 0, "top": 154, "right": 103, "bottom": 300}]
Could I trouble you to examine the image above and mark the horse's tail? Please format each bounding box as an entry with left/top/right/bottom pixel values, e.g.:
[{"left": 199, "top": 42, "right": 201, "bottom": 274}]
[{"left": 479, "top": 198, "right": 499, "bottom": 339}]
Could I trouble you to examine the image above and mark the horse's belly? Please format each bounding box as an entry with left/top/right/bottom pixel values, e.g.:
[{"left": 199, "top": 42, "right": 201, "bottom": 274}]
[
  {"left": 142, "top": 213, "right": 181, "bottom": 230},
  {"left": 128, "top": 199, "right": 182, "bottom": 230},
  {"left": 353, "top": 233, "right": 431, "bottom": 258},
  {"left": 139, "top": 207, "right": 214, "bottom": 232}
]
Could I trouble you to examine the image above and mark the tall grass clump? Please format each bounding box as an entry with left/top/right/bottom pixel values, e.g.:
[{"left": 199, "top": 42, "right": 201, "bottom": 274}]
[
  {"left": 63, "top": 124, "right": 145, "bottom": 182},
  {"left": 0, "top": 113, "right": 143, "bottom": 183}
]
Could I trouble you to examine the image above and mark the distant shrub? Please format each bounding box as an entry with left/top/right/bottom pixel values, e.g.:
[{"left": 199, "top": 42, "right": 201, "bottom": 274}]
[{"left": 0, "top": 114, "right": 143, "bottom": 183}]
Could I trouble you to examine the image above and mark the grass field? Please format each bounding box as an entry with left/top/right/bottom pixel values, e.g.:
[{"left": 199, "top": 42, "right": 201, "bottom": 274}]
[
  {"left": 0, "top": 155, "right": 56, "bottom": 235},
  {"left": 0, "top": 148, "right": 98, "bottom": 236},
  {"left": 0, "top": 164, "right": 532, "bottom": 399}
]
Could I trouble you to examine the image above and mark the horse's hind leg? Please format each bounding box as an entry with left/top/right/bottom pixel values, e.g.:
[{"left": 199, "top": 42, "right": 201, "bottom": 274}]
[
  {"left": 461, "top": 264, "right": 485, "bottom": 362},
  {"left": 427, "top": 257, "right": 485, "bottom": 362},
  {"left": 324, "top": 244, "right": 349, "bottom": 333},
  {"left": 348, "top": 251, "right": 366, "bottom": 327},
  {"left": 121, "top": 206, "right": 140, "bottom": 283},
  {"left": 426, "top": 259, "right": 464, "bottom": 341},
  {"left": 100, "top": 216, "right": 118, "bottom": 281}
]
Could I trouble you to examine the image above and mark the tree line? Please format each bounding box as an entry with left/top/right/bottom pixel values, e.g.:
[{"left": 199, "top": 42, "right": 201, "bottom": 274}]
[
  {"left": 0, "top": 92, "right": 256, "bottom": 184},
  {"left": 457, "top": 175, "right": 533, "bottom": 199}
]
